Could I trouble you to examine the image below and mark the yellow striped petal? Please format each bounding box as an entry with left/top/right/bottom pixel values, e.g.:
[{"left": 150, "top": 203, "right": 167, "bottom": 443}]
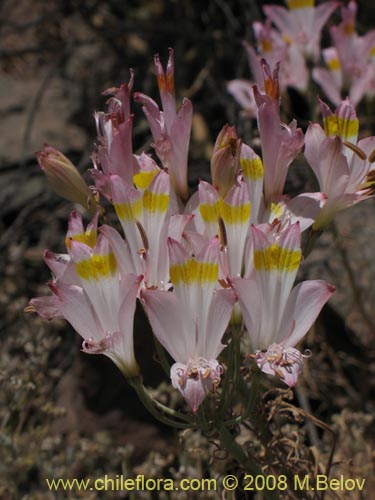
[
  {"left": 200, "top": 198, "right": 250, "bottom": 225},
  {"left": 133, "top": 170, "right": 158, "bottom": 190},
  {"left": 269, "top": 202, "right": 284, "bottom": 219},
  {"left": 287, "top": 0, "right": 314, "bottom": 9},
  {"left": 65, "top": 229, "right": 97, "bottom": 250},
  {"left": 170, "top": 260, "right": 218, "bottom": 285},
  {"left": 75, "top": 253, "right": 117, "bottom": 281},
  {"left": 200, "top": 202, "right": 220, "bottom": 223},
  {"left": 143, "top": 191, "right": 169, "bottom": 213},
  {"left": 327, "top": 58, "right": 341, "bottom": 71},
  {"left": 240, "top": 157, "right": 264, "bottom": 180},
  {"left": 254, "top": 244, "right": 301, "bottom": 272},
  {"left": 323, "top": 115, "right": 359, "bottom": 141},
  {"left": 219, "top": 199, "right": 251, "bottom": 224},
  {"left": 114, "top": 198, "right": 143, "bottom": 221}
]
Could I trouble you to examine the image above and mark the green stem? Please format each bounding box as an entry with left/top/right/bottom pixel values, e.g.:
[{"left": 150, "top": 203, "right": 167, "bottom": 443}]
[
  {"left": 153, "top": 336, "right": 171, "bottom": 376},
  {"left": 237, "top": 375, "right": 272, "bottom": 443},
  {"left": 216, "top": 343, "right": 234, "bottom": 420},
  {"left": 225, "top": 368, "right": 261, "bottom": 427},
  {"left": 303, "top": 227, "right": 323, "bottom": 258},
  {"left": 195, "top": 402, "right": 209, "bottom": 433},
  {"left": 218, "top": 330, "right": 241, "bottom": 421},
  {"left": 128, "top": 377, "right": 192, "bottom": 429},
  {"left": 219, "top": 426, "right": 279, "bottom": 500}
]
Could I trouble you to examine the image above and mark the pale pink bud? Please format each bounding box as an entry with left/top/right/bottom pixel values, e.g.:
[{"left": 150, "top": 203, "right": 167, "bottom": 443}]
[
  {"left": 36, "top": 145, "right": 96, "bottom": 211},
  {"left": 211, "top": 125, "right": 241, "bottom": 197}
]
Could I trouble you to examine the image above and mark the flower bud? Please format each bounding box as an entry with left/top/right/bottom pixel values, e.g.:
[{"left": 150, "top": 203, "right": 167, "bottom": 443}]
[
  {"left": 36, "top": 145, "right": 97, "bottom": 211},
  {"left": 211, "top": 125, "right": 241, "bottom": 197}
]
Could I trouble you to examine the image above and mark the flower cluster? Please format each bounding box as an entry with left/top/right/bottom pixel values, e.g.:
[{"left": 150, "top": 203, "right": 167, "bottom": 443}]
[
  {"left": 29, "top": 45, "right": 373, "bottom": 416},
  {"left": 228, "top": 0, "right": 375, "bottom": 115}
]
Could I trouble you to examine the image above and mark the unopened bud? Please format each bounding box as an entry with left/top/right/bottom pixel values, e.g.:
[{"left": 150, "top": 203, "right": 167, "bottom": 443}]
[
  {"left": 36, "top": 145, "right": 97, "bottom": 211},
  {"left": 211, "top": 125, "right": 241, "bottom": 197}
]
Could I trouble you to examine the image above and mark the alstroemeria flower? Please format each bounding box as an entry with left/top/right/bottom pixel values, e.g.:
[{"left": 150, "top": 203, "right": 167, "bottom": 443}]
[
  {"left": 197, "top": 178, "right": 251, "bottom": 279},
  {"left": 27, "top": 211, "right": 142, "bottom": 378},
  {"left": 264, "top": 0, "right": 338, "bottom": 62},
  {"left": 312, "top": 1, "right": 375, "bottom": 106},
  {"left": 247, "top": 24, "right": 308, "bottom": 93},
  {"left": 106, "top": 169, "right": 191, "bottom": 289},
  {"left": 30, "top": 210, "right": 101, "bottom": 319},
  {"left": 227, "top": 23, "right": 308, "bottom": 118},
  {"left": 229, "top": 60, "right": 322, "bottom": 231},
  {"left": 134, "top": 49, "right": 193, "bottom": 200},
  {"left": 253, "top": 61, "right": 304, "bottom": 204},
  {"left": 93, "top": 71, "right": 138, "bottom": 186},
  {"left": 141, "top": 237, "right": 235, "bottom": 412},
  {"left": 305, "top": 98, "right": 375, "bottom": 229},
  {"left": 252, "top": 344, "right": 310, "bottom": 387},
  {"left": 261, "top": 193, "right": 327, "bottom": 232},
  {"left": 239, "top": 142, "right": 324, "bottom": 231},
  {"left": 231, "top": 222, "right": 334, "bottom": 386}
]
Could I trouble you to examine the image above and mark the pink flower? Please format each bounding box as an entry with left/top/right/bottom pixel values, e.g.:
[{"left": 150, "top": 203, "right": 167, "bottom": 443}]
[
  {"left": 196, "top": 177, "right": 251, "bottom": 279},
  {"left": 231, "top": 222, "right": 334, "bottom": 386},
  {"left": 253, "top": 61, "right": 304, "bottom": 204},
  {"left": 248, "top": 23, "right": 308, "bottom": 92},
  {"left": 305, "top": 98, "right": 375, "bottom": 229},
  {"left": 252, "top": 344, "right": 310, "bottom": 387},
  {"left": 134, "top": 49, "right": 193, "bottom": 200},
  {"left": 27, "top": 211, "right": 142, "bottom": 378},
  {"left": 93, "top": 71, "right": 138, "bottom": 186},
  {"left": 240, "top": 143, "right": 264, "bottom": 224},
  {"left": 227, "top": 23, "right": 308, "bottom": 117},
  {"left": 239, "top": 141, "right": 323, "bottom": 231},
  {"left": 105, "top": 169, "right": 191, "bottom": 288},
  {"left": 141, "top": 237, "right": 235, "bottom": 411},
  {"left": 312, "top": 1, "right": 375, "bottom": 106},
  {"left": 264, "top": 0, "right": 338, "bottom": 61}
]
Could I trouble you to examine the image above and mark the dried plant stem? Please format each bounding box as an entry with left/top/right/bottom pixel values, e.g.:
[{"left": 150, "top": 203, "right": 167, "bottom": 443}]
[
  {"left": 295, "top": 386, "right": 320, "bottom": 447},
  {"left": 281, "top": 402, "right": 337, "bottom": 485}
]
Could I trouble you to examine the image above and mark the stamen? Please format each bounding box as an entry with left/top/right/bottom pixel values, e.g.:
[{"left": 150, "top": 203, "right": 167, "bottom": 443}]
[
  {"left": 24, "top": 305, "right": 36, "bottom": 313},
  {"left": 274, "top": 367, "right": 285, "bottom": 379},
  {"left": 135, "top": 220, "right": 149, "bottom": 252},
  {"left": 218, "top": 216, "right": 228, "bottom": 249},
  {"left": 218, "top": 278, "right": 231, "bottom": 289},
  {"left": 368, "top": 148, "right": 375, "bottom": 163},
  {"left": 343, "top": 141, "right": 366, "bottom": 160},
  {"left": 357, "top": 170, "right": 375, "bottom": 193}
]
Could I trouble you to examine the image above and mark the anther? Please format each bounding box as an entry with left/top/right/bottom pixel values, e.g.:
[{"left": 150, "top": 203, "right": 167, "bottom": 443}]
[
  {"left": 343, "top": 141, "right": 366, "bottom": 160},
  {"left": 135, "top": 220, "right": 149, "bottom": 252}
]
